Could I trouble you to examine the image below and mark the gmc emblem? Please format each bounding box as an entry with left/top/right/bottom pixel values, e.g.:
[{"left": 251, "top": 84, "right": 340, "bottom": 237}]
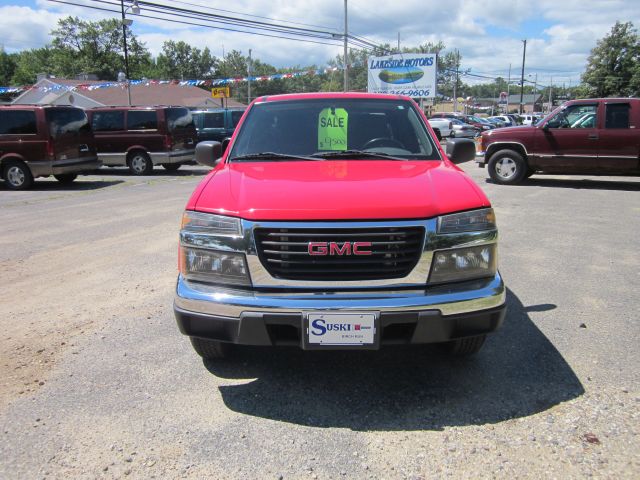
[{"left": 308, "top": 241, "right": 372, "bottom": 256}]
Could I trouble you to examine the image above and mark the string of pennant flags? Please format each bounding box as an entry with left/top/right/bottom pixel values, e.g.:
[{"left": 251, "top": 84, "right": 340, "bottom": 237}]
[{"left": 0, "top": 67, "right": 342, "bottom": 95}]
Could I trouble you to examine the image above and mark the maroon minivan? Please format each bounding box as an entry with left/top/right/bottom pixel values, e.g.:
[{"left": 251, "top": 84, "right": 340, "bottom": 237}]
[
  {"left": 87, "top": 106, "right": 197, "bottom": 175},
  {"left": 0, "top": 105, "right": 100, "bottom": 190}
]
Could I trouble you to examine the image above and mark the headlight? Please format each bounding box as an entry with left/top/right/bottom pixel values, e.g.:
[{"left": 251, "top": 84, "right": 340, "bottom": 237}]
[
  {"left": 179, "top": 211, "right": 250, "bottom": 285},
  {"left": 438, "top": 208, "right": 496, "bottom": 234},
  {"left": 180, "top": 247, "right": 250, "bottom": 286},
  {"left": 181, "top": 211, "right": 241, "bottom": 235},
  {"left": 429, "top": 244, "right": 497, "bottom": 284}
]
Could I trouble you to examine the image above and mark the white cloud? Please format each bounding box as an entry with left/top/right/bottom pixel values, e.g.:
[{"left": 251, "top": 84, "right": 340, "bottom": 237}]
[{"left": 3, "top": 0, "right": 639, "bottom": 86}]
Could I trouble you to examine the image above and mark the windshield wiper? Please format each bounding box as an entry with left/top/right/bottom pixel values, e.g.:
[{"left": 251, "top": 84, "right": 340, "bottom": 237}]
[
  {"left": 311, "top": 150, "right": 408, "bottom": 161},
  {"left": 230, "top": 152, "right": 323, "bottom": 162}
]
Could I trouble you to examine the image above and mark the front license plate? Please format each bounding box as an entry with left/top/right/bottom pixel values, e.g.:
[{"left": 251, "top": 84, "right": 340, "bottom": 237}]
[{"left": 307, "top": 312, "right": 376, "bottom": 346}]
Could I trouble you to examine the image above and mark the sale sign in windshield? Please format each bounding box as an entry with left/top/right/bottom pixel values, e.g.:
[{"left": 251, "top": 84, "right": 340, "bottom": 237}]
[{"left": 367, "top": 53, "right": 437, "bottom": 98}]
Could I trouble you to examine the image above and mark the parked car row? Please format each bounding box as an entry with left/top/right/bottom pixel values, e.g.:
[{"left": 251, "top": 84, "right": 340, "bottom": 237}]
[{"left": 0, "top": 105, "right": 246, "bottom": 189}]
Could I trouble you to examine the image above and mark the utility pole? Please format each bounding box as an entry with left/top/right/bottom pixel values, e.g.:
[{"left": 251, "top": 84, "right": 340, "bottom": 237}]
[
  {"left": 247, "top": 48, "right": 252, "bottom": 104},
  {"left": 519, "top": 39, "right": 526, "bottom": 114},
  {"left": 507, "top": 63, "right": 511, "bottom": 113},
  {"left": 453, "top": 49, "right": 459, "bottom": 113},
  {"left": 343, "top": 0, "right": 348, "bottom": 92},
  {"left": 397, "top": 32, "right": 400, "bottom": 52},
  {"left": 548, "top": 75, "right": 553, "bottom": 113},
  {"left": 120, "top": 0, "right": 132, "bottom": 106}
]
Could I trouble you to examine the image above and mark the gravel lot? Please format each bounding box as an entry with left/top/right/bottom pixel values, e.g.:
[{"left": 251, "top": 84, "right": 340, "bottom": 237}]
[{"left": 0, "top": 162, "right": 639, "bottom": 479}]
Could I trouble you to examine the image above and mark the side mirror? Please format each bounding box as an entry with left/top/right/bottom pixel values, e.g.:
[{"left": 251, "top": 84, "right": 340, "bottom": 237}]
[
  {"left": 195, "top": 141, "right": 223, "bottom": 168},
  {"left": 445, "top": 138, "right": 476, "bottom": 164}
]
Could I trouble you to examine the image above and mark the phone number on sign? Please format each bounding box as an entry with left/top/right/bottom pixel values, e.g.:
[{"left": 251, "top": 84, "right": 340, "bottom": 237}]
[{"left": 372, "top": 89, "right": 431, "bottom": 97}]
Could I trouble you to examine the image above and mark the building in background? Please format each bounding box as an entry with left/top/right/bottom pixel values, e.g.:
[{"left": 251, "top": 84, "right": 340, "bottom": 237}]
[{"left": 11, "top": 76, "right": 244, "bottom": 109}]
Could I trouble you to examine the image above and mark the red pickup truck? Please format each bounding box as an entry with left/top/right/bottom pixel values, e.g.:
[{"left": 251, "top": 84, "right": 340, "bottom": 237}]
[
  {"left": 173, "top": 93, "right": 506, "bottom": 360},
  {"left": 477, "top": 98, "right": 640, "bottom": 184}
]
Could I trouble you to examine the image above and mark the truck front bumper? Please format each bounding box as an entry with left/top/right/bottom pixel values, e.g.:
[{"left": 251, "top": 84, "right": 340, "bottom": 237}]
[{"left": 173, "top": 272, "right": 506, "bottom": 348}]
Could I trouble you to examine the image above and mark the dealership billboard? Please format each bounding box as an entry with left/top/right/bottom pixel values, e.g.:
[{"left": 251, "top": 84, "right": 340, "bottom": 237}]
[{"left": 367, "top": 53, "right": 437, "bottom": 98}]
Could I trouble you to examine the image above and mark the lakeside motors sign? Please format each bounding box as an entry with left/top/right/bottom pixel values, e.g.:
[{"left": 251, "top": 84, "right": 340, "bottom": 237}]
[{"left": 367, "top": 53, "right": 437, "bottom": 98}]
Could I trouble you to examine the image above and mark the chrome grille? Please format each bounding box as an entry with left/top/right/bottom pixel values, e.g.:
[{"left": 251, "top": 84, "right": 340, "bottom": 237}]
[{"left": 254, "top": 226, "right": 425, "bottom": 281}]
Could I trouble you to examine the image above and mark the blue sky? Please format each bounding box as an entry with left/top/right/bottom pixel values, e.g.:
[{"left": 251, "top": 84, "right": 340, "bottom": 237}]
[{"left": 1, "top": 0, "right": 638, "bottom": 87}]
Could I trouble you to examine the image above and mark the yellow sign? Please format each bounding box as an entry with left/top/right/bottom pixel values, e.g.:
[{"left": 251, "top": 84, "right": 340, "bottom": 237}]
[{"left": 211, "top": 87, "right": 230, "bottom": 98}]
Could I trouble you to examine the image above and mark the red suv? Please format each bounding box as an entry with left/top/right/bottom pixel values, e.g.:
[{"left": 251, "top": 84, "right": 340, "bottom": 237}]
[
  {"left": 87, "top": 106, "right": 197, "bottom": 175},
  {"left": 0, "top": 105, "right": 99, "bottom": 190}
]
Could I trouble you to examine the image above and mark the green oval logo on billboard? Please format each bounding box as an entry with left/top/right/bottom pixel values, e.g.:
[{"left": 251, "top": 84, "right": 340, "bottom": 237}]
[{"left": 378, "top": 67, "right": 424, "bottom": 85}]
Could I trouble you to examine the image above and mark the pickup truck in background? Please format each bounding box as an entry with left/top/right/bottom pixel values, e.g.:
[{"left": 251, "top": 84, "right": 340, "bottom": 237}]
[
  {"left": 428, "top": 118, "right": 453, "bottom": 139},
  {"left": 477, "top": 98, "right": 640, "bottom": 184}
]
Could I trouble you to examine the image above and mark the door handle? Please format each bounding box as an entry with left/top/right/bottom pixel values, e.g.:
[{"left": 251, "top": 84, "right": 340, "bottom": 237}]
[{"left": 588, "top": 134, "right": 599, "bottom": 140}]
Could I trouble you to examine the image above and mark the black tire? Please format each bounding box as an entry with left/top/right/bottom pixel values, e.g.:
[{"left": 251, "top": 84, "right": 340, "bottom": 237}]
[
  {"left": 447, "top": 335, "right": 486, "bottom": 356},
  {"left": 162, "top": 163, "right": 181, "bottom": 171},
  {"left": 487, "top": 149, "right": 528, "bottom": 185},
  {"left": 450, "top": 130, "right": 456, "bottom": 138},
  {"left": 189, "top": 337, "right": 230, "bottom": 359},
  {"left": 128, "top": 151, "right": 153, "bottom": 175},
  {"left": 54, "top": 173, "right": 77, "bottom": 184},
  {"left": 3, "top": 160, "right": 33, "bottom": 190}
]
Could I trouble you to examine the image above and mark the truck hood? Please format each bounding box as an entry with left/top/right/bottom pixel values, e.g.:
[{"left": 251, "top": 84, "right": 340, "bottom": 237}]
[
  {"left": 485, "top": 125, "right": 536, "bottom": 138},
  {"left": 192, "top": 160, "right": 490, "bottom": 221}
]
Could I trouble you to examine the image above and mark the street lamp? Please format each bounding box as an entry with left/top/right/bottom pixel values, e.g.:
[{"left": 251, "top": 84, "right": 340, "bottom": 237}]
[{"left": 120, "top": 0, "right": 140, "bottom": 105}]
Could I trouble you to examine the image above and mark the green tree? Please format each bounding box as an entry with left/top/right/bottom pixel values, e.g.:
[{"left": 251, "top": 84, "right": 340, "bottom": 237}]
[
  {"left": 10, "top": 48, "right": 56, "bottom": 85},
  {"left": 0, "top": 49, "right": 16, "bottom": 85},
  {"left": 156, "top": 41, "right": 218, "bottom": 80},
  {"left": 582, "top": 21, "right": 640, "bottom": 97},
  {"left": 50, "top": 16, "right": 152, "bottom": 81}
]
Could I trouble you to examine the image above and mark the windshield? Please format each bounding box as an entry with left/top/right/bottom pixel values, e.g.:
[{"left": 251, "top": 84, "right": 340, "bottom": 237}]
[{"left": 228, "top": 98, "right": 440, "bottom": 161}]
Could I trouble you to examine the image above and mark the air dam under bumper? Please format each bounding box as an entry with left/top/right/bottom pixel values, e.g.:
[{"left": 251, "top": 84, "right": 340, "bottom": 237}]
[{"left": 173, "top": 272, "right": 506, "bottom": 349}]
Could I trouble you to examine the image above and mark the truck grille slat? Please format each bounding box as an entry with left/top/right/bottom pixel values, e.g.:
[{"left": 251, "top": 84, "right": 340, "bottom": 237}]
[{"left": 254, "top": 226, "right": 424, "bottom": 281}]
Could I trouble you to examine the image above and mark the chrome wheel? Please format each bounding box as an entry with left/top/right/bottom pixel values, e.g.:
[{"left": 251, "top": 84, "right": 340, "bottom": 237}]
[
  {"left": 128, "top": 152, "right": 152, "bottom": 175},
  {"left": 495, "top": 157, "right": 517, "bottom": 180},
  {"left": 3, "top": 161, "right": 33, "bottom": 190},
  {"left": 7, "top": 166, "right": 25, "bottom": 187}
]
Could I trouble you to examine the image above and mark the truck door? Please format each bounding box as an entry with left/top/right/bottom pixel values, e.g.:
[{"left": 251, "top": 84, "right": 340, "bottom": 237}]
[
  {"left": 597, "top": 101, "right": 639, "bottom": 173},
  {"left": 534, "top": 103, "right": 599, "bottom": 172}
]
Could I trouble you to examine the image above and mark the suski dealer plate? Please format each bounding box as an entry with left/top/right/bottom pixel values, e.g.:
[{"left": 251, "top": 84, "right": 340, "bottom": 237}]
[{"left": 307, "top": 312, "right": 376, "bottom": 346}]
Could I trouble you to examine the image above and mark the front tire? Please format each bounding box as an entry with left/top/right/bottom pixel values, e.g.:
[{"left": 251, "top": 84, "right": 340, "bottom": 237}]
[
  {"left": 128, "top": 151, "right": 153, "bottom": 175},
  {"left": 3, "top": 160, "right": 33, "bottom": 190},
  {"left": 488, "top": 149, "right": 528, "bottom": 185},
  {"left": 190, "top": 337, "right": 230, "bottom": 359},
  {"left": 162, "top": 163, "right": 181, "bottom": 171},
  {"left": 54, "top": 173, "right": 77, "bottom": 184},
  {"left": 446, "top": 335, "right": 486, "bottom": 356}
]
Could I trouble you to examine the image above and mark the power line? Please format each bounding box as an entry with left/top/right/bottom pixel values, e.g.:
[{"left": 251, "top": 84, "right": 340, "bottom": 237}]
[{"left": 48, "top": 0, "right": 345, "bottom": 47}]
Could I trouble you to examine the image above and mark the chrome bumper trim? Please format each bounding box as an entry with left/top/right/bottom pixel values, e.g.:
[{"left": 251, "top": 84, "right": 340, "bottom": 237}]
[
  {"left": 149, "top": 149, "right": 195, "bottom": 164},
  {"left": 174, "top": 271, "right": 506, "bottom": 318}
]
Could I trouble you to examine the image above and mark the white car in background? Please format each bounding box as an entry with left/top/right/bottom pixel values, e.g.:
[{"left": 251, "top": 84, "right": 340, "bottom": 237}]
[{"left": 427, "top": 118, "right": 453, "bottom": 139}]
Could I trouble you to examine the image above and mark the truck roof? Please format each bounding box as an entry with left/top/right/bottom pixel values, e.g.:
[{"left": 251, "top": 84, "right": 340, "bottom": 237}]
[{"left": 254, "top": 92, "right": 410, "bottom": 103}]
